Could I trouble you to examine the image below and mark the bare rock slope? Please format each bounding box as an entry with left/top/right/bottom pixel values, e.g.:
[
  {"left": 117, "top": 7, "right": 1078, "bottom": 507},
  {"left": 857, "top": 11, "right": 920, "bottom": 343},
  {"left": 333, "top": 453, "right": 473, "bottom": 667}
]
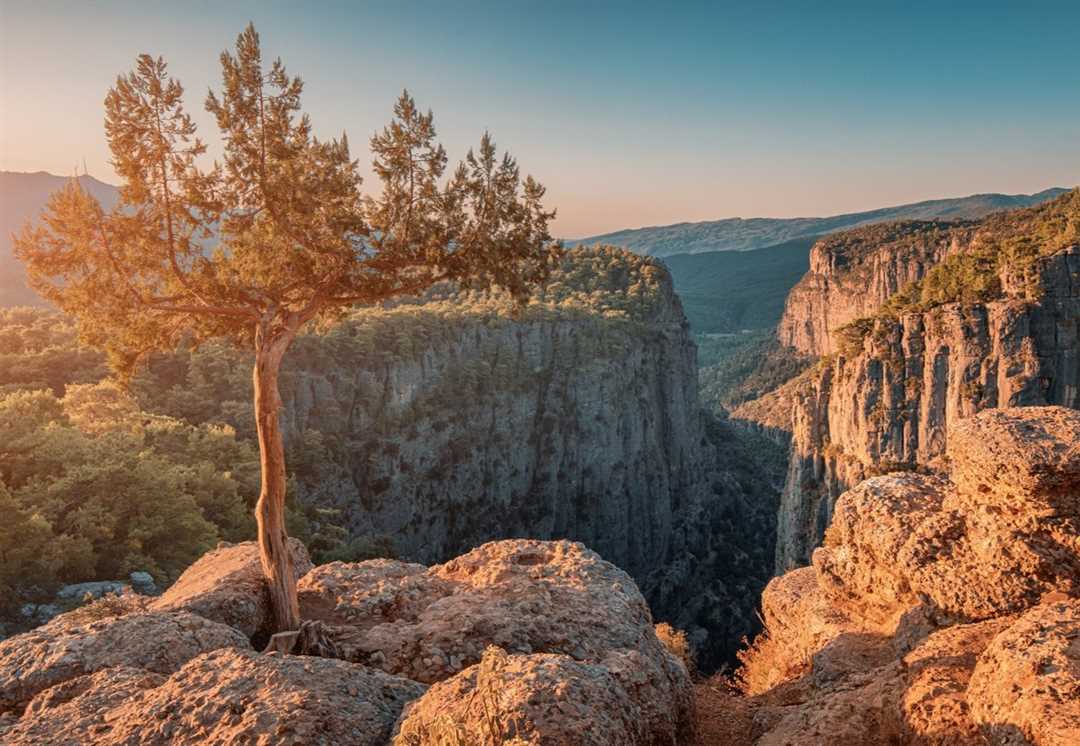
[
  {"left": 701, "top": 406, "right": 1080, "bottom": 746},
  {"left": 0, "top": 538, "right": 693, "bottom": 745}
]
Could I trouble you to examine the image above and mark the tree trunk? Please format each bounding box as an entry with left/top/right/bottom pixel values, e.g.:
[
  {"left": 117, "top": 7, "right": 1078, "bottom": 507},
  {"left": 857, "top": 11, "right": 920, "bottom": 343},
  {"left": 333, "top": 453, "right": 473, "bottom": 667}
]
[{"left": 253, "top": 332, "right": 301, "bottom": 633}]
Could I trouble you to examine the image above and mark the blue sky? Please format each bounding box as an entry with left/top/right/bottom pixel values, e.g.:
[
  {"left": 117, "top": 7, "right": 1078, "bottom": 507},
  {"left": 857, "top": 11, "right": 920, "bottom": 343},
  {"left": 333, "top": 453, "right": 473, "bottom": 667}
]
[{"left": 2, "top": 0, "right": 1078, "bottom": 236}]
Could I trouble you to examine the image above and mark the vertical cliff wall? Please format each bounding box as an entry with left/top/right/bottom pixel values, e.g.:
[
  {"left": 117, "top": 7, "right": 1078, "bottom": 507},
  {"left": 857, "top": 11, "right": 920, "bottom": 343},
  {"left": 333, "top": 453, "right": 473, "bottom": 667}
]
[
  {"left": 771, "top": 244, "right": 1080, "bottom": 570},
  {"left": 268, "top": 246, "right": 777, "bottom": 670},
  {"left": 777, "top": 222, "right": 972, "bottom": 356}
]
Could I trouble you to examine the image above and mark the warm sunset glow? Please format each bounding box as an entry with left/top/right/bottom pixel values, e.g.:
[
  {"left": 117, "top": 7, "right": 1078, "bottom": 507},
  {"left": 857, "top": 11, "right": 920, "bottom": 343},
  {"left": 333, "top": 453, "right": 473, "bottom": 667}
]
[
  {"left": 2, "top": 1, "right": 1079, "bottom": 237},
  {"left": 1, "top": 5, "right": 1078, "bottom": 744}
]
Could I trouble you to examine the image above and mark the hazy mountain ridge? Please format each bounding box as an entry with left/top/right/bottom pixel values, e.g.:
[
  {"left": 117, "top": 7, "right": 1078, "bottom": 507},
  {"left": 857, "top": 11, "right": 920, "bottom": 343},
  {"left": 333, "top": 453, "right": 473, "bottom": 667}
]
[
  {"left": 572, "top": 188, "right": 1068, "bottom": 257},
  {"left": 0, "top": 171, "right": 119, "bottom": 306}
]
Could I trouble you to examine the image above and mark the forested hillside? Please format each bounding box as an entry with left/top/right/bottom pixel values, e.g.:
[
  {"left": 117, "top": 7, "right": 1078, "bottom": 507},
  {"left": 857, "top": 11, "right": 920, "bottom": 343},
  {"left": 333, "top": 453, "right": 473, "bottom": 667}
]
[{"left": 661, "top": 236, "right": 814, "bottom": 333}]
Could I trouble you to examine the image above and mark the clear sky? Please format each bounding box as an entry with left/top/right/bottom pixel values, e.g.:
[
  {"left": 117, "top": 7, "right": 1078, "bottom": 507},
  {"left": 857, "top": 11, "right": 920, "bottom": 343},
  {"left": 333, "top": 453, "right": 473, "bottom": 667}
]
[{"left": 2, "top": 0, "right": 1078, "bottom": 237}]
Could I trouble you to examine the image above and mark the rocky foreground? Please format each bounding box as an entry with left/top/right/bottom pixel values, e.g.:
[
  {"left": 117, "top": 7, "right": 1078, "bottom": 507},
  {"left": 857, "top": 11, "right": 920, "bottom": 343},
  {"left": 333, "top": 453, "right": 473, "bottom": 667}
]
[
  {"left": 698, "top": 406, "right": 1080, "bottom": 745},
  {"left": 2, "top": 406, "right": 1078, "bottom": 744},
  {"left": 0, "top": 538, "right": 692, "bottom": 745}
]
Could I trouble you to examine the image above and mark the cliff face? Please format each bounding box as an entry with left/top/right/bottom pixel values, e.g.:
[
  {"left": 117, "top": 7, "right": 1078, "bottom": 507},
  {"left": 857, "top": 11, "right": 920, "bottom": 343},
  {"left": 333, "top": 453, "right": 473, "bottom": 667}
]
[
  {"left": 769, "top": 244, "right": 1080, "bottom": 571},
  {"left": 701, "top": 407, "right": 1080, "bottom": 746},
  {"left": 272, "top": 246, "right": 776, "bottom": 670},
  {"left": 777, "top": 222, "right": 970, "bottom": 356}
]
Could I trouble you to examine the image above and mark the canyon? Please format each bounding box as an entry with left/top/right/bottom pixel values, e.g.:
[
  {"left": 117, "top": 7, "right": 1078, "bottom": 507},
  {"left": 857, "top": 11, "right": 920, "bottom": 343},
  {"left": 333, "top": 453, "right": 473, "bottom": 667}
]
[
  {"left": 266, "top": 247, "right": 778, "bottom": 672},
  {"left": 739, "top": 192, "right": 1080, "bottom": 570}
]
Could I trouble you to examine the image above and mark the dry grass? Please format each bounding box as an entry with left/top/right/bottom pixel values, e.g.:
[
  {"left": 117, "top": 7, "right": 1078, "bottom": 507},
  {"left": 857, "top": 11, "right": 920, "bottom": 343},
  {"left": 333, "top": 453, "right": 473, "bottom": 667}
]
[
  {"left": 655, "top": 622, "right": 697, "bottom": 678},
  {"left": 733, "top": 630, "right": 808, "bottom": 696},
  {"left": 64, "top": 591, "right": 148, "bottom": 624}
]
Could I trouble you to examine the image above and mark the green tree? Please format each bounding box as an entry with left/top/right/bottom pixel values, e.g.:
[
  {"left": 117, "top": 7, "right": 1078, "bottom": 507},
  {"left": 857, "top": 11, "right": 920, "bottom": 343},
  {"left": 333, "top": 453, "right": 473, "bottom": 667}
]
[
  {"left": 15, "top": 24, "right": 558, "bottom": 632},
  {"left": 0, "top": 481, "right": 61, "bottom": 620}
]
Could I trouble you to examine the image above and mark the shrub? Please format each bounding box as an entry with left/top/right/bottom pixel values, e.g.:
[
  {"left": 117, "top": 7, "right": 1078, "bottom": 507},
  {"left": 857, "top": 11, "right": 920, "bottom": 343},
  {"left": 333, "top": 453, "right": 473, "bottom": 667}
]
[{"left": 655, "top": 622, "right": 697, "bottom": 677}]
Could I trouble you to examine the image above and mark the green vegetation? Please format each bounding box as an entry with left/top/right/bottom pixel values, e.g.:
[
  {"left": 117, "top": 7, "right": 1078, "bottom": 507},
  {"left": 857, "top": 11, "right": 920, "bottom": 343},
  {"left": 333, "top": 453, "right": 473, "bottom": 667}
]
[
  {"left": 835, "top": 189, "right": 1080, "bottom": 356},
  {"left": 14, "top": 24, "right": 558, "bottom": 633},
  {"left": 813, "top": 220, "right": 963, "bottom": 269},
  {"left": 696, "top": 330, "right": 813, "bottom": 413},
  {"left": 0, "top": 382, "right": 257, "bottom": 623},
  {"left": 0, "top": 245, "right": 667, "bottom": 631},
  {"left": 661, "top": 236, "right": 814, "bottom": 333}
]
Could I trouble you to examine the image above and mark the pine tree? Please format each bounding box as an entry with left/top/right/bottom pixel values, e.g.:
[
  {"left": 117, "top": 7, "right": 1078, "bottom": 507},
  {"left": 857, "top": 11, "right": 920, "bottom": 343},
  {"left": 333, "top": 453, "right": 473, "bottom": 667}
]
[{"left": 15, "top": 23, "right": 559, "bottom": 633}]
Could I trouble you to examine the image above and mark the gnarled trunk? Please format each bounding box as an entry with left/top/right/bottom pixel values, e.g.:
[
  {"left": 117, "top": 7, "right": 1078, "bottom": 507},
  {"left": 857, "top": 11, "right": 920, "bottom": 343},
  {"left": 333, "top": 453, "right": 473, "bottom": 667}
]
[{"left": 253, "top": 330, "right": 300, "bottom": 633}]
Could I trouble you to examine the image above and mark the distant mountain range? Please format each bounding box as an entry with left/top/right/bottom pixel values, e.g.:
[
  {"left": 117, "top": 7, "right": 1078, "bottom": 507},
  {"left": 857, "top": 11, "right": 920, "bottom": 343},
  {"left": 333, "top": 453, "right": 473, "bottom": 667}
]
[
  {"left": 571, "top": 188, "right": 1069, "bottom": 257},
  {"left": 1, "top": 171, "right": 1071, "bottom": 334},
  {"left": 1, "top": 171, "right": 119, "bottom": 306}
]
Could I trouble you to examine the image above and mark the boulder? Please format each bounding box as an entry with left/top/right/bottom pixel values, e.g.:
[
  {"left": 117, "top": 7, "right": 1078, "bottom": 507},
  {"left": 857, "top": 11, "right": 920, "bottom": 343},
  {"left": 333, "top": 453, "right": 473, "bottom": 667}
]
[
  {"left": 297, "top": 539, "right": 675, "bottom": 684},
  {"left": 128, "top": 572, "right": 157, "bottom": 596},
  {"left": 0, "top": 606, "right": 248, "bottom": 713},
  {"left": 725, "top": 407, "right": 1080, "bottom": 745},
  {"left": 100, "top": 648, "right": 425, "bottom": 745},
  {"left": 55, "top": 581, "right": 127, "bottom": 602},
  {"left": 967, "top": 599, "right": 1080, "bottom": 746},
  {"left": 815, "top": 412, "right": 1080, "bottom": 626},
  {"left": 738, "top": 567, "right": 858, "bottom": 694},
  {"left": 150, "top": 539, "right": 313, "bottom": 638},
  {"left": 947, "top": 406, "right": 1080, "bottom": 516},
  {"left": 899, "top": 617, "right": 1013, "bottom": 745},
  {"left": 298, "top": 559, "right": 444, "bottom": 629},
  {"left": 812, "top": 473, "right": 952, "bottom": 625},
  {"left": 0, "top": 667, "right": 165, "bottom": 745},
  {"left": 394, "top": 645, "right": 692, "bottom": 746}
]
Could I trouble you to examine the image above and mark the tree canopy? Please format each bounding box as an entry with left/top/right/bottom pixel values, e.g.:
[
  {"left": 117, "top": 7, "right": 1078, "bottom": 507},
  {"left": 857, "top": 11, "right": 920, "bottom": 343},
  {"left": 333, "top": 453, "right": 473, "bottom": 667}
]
[
  {"left": 16, "top": 23, "right": 558, "bottom": 375},
  {"left": 14, "top": 22, "right": 559, "bottom": 634}
]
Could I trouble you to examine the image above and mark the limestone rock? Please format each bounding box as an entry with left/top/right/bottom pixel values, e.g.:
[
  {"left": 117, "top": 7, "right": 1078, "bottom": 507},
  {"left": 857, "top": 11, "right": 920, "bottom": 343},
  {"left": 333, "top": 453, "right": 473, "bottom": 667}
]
[
  {"left": 272, "top": 245, "right": 778, "bottom": 669},
  {"left": 0, "top": 608, "right": 248, "bottom": 713},
  {"left": 393, "top": 646, "right": 693, "bottom": 746},
  {"left": 720, "top": 406, "right": 1080, "bottom": 745},
  {"left": 967, "top": 599, "right": 1080, "bottom": 745},
  {"left": 95, "top": 648, "right": 425, "bottom": 746},
  {"left": 0, "top": 667, "right": 165, "bottom": 745},
  {"left": 742, "top": 567, "right": 857, "bottom": 693},
  {"left": 948, "top": 406, "right": 1080, "bottom": 516},
  {"left": 769, "top": 235, "right": 1080, "bottom": 572},
  {"left": 297, "top": 539, "right": 676, "bottom": 685},
  {"left": 813, "top": 410, "right": 1080, "bottom": 625},
  {"left": 150, "top": 538, "right": 313, "bottom": 638},
  {"left": 899, "top": 618, "right": 1013, "bottom": 745}
]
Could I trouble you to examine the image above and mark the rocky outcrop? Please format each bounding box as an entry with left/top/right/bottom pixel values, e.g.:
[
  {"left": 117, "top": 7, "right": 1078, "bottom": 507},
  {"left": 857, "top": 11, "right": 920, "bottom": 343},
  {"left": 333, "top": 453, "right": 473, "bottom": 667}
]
[
  {"left": 966, "top": 600, "right": 1080, "bottom": 745},
  {"left": 0, "top": 667, "right": 166, "bottom": 745},
  {"left": 150, "top": 539, "right": 312, "bottom": 640},
  {"left": 395, "top": 646, "right": 693, "bottom": 746},
  {"left": 778, "top": 221, "right": 968, "bottom": 356},
  {"left": 295, "top": 540, "right": 688, "bottom": 687},
  {"left": 2, "top": 538, "right": 693, "bottom": 745},
  {"left": 708, "top": 407, "right": 1080, "bottom": 746},
  {"left": 0, "top": 604, "right": 248, "bottom": 713},
  {"left": 769, "top": 244, "right": 1080, "bottom": 570},
  {"left": 103, "top": 649, "right": 424, "bottom": 746},
  {"left": 0, "top": 649, "right": 425, "bottom": 746}
]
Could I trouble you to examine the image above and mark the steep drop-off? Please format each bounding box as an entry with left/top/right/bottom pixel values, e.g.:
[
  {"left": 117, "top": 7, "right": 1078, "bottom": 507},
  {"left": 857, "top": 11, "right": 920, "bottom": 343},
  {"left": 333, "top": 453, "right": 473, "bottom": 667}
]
[
  {"left": 777, "top": 221, "right": 971, "bottom": 356},
  {"left": 696, "top": 407, "right": 1080, "bottom": 746},
  {"left": 742, "top": 192, "right": 1080, "bottom": 571},
  {"left": 136, "top": 245, "right": 778, "bottom": 671}
]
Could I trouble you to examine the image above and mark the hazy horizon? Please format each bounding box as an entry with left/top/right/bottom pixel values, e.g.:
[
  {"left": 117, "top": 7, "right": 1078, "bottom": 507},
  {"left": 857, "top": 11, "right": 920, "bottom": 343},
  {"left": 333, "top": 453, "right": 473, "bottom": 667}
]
[{"left": 3, "top": 0, "right": 1079, "bottom": 236}]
